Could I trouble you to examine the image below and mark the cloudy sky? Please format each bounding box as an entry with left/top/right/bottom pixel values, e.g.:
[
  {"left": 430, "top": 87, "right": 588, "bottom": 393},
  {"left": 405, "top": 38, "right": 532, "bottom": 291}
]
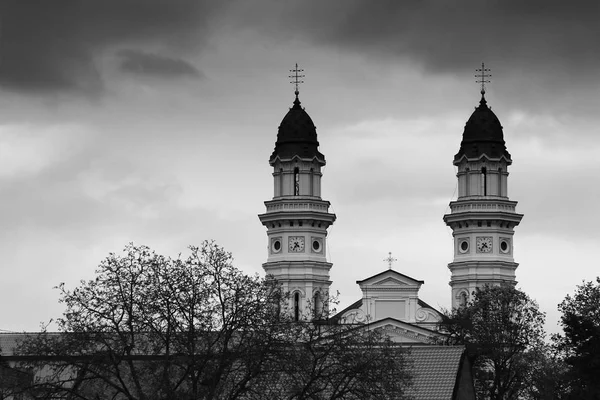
[{"left": 1, "top": 0, "right": 598, "bottom": 335}]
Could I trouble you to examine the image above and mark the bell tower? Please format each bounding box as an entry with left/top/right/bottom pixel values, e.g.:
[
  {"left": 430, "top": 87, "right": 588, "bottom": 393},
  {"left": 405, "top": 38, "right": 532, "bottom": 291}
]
[
  {"left": 258, "top": 65, "right": 336, "bottom": 320},
  {"left": 443, "top": 65, "right": 523, "bottom": 308}
]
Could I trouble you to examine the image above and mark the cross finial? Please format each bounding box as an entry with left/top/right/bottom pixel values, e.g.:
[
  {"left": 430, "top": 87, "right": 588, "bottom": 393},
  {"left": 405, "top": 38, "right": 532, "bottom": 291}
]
[
  {"left": 383, "top": 252, "right": 397, "bottom": 270},
  {"left": 475, "top": 62, "right": 491, "bottom": 98},
  {"left": 289, "top": 63, "right": 305, "bottom": 99}
]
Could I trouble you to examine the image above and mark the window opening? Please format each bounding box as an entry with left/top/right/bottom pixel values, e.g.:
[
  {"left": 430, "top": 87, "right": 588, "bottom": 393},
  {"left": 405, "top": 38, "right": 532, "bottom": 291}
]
[
  {"left": 294, "top": 167, "right": 300, "bottom": 196},
  {"left": 498, "top": 168, "right": 502, "bottom": 196},
  {"left": 459, "top": 292, "right": 468, "bottom": 307},
  {"left": 294, "top": 292, "right": 300, "bottom": 321},
  {"left": 481, "top": 167, "right": 487, "bottom": 196},
  {"left": 279, "top": 168, "right": 284, "bottom": 196}
]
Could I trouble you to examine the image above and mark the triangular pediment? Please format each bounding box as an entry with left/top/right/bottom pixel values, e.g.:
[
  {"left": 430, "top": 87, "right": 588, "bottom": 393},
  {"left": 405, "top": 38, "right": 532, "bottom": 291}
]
[
  {"left": 357, "top": 269, "right": 424, "bottom": 288},
  {"left": 367, "top": 318, "right": 443, "bottom": 344},
  {"left": 374, "top": 276, "right": 408, "bottom": 286}
]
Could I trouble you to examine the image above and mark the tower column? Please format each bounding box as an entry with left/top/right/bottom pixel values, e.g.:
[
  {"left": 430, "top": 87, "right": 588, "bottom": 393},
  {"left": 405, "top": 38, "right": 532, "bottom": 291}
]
[
  {"left": 259, "top": 66, "right": 336, "bottom": 320},
  {"left": 444, "top": 67, "right": 523, "bottom": 309}
]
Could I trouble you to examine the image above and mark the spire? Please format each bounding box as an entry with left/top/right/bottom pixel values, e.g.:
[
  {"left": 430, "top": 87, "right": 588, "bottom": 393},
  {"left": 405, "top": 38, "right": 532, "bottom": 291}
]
[
  {"left": 289, "top": 63, "right": 304, "bottom": 109},
  {"left": 475, "top": 62, "right": 491, "bottom": 105},
  {"left": 454, "top": 63, "right": 510, "bottom": 163},
  {"left": 271, "top": 63, "right": 323, "bottom": 164}
]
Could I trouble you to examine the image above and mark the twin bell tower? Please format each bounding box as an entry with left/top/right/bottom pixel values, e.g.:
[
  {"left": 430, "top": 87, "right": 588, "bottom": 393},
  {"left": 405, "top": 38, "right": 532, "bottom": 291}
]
[{"left": 259, "top": 63, "right": 523, "bottom": 317}]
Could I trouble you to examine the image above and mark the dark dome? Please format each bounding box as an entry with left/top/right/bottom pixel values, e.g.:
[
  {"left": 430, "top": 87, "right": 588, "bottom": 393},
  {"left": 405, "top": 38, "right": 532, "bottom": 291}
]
[
  {"left": 269, "top": 96, "right": 325, "bottom": 163},
  {"left": 454, "top": 96, "right": 511, "bottom": 163}
]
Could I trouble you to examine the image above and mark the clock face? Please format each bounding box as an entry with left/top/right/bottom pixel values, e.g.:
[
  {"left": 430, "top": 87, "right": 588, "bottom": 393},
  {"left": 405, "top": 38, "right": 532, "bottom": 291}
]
[
  {"left": 288, "top": 236, "right": 305, "bottom": 252},
  {"left": 476, "top": 237, "right": 493, "bottom": 253}
]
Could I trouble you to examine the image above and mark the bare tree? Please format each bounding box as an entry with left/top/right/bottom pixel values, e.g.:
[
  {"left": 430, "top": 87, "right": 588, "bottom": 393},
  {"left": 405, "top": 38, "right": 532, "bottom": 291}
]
[
  {"left": 16, "top": 242, "right": 411, "bottom": 400},
  {"left": 18, "top": 241, "right": 283, "bottom": 399},
  {"left": 270, "top": 325, "right": 409, "bottom": 400}
]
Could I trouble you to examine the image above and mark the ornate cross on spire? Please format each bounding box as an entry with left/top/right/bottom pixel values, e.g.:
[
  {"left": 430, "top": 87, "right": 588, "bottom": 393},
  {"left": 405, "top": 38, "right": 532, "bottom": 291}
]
[
  {"left": 475, "top": 62, "right": 491, "bottom": 97},
  {"left": 383, "top": 252, "right": 397, "bottom": 270},
  {"left": 289, "top": 63, "right": 305, "bottom": 98}
]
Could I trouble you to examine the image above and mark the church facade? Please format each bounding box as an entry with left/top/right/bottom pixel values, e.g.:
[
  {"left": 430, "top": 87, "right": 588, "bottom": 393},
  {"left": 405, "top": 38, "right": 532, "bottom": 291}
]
[{"left": 259, "top": 75, "right": 523, "bottom": 344}]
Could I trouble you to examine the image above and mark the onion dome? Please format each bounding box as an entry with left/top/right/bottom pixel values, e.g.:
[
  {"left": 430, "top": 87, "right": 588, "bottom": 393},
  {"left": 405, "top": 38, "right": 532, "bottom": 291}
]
[
  {"left": 454, "top": 96, "right": 512, "bottom": 163},
  {"left": 269, "top": 93, "right": 325, "bottom": 164}
]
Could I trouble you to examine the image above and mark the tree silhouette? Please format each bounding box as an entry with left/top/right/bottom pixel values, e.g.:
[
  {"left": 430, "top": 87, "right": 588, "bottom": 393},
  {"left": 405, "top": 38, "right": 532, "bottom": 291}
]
[{"left": 15, "top": 241, "right": 410, "bottom": 400}]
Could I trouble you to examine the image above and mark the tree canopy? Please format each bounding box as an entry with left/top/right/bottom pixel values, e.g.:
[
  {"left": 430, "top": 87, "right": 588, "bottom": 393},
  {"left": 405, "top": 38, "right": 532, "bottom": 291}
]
[
  {"left": 14, "top": 241, "right": 410, "bottom": 400},
  {"left": 440, "top": 285, "right": 546, "bottom": 400},
  {"left": 556, "top": 277, "right": 600, "bottom": 399}
]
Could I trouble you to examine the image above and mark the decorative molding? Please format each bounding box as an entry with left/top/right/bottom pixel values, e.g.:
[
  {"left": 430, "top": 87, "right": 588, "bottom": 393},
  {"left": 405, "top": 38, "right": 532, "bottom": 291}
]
[
  {"left": 450, "top": 202, "right": 516, "bottom": 213},
  {"left": 376, "top": 324, "right": 434, "bottom": 344},
  {"left": 362, "top": 287, "right": 419, "bottom": 292},
  {"left": 415, "top": 308, "right": 428, "bottom": 322},
  {"left": 341, "top": 309, "right": 367, "bottom": 324},
  {"left": 373, "top": 277, "right": 410, "bottom": 286}
]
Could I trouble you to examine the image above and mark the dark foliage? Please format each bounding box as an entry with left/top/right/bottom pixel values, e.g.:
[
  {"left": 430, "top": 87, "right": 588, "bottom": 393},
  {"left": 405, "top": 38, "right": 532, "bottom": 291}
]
[
  {"left": 556, "top": 277, "right": 600, "bottom": 400},
  {"left": 15, "top": 241, "right": 410, "bottom": 400},
  {"left": 440, "top": 285, "right": 546, "bottom": 400}
]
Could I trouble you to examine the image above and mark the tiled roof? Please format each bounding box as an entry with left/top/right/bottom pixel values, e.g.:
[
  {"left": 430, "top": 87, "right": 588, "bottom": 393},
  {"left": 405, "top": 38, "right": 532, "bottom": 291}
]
[
  {"left": 0, "top": 333, "right": 25, "bottom": 356},
  {"left": 407, "top": 346, "right": 466, "bottom": 400},
  {"left": 2, "top": 333, "right": 469, "bottom": 399},
  {"left": 0, "top": 333, "right": 61, "bottom": 357}
]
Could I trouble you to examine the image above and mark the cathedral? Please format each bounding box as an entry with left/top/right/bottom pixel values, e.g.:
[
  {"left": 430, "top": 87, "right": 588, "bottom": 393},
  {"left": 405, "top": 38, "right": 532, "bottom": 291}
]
[
  {"left": 258, "top": 66, "right": 523, "bottom": 344},
  {"left": 1, "top": 66, "right": 521, "bottom": 400}
]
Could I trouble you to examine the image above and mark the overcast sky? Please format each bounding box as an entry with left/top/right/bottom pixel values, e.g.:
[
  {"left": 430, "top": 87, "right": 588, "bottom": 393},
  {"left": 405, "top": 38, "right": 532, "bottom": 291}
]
[{"left": 1, "top": 0, "right": 599, "bottom": 335}]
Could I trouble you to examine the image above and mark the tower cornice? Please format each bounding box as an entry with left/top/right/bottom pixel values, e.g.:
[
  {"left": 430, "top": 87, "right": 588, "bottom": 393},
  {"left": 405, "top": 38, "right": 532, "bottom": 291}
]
[
  {"left": 453, "top": 153, "right": 512, "bottom": 166},
  {"left": 443, "top": 211, "right": 523, "bottom": 226},
  {"left": 448, "top": 259, "right": 519, "bottom": 269},
  {"left": 444, "top": 198, "right": 523, "bottom": 225},
  {"left": 258, "top": 211, "right": 336, "bottom": 226},
  {"left": 261, "top": 197, "right": 334, "bottom": 214},
  {"left": 270, "top": 154, "right": 326, "bottom": 166}
]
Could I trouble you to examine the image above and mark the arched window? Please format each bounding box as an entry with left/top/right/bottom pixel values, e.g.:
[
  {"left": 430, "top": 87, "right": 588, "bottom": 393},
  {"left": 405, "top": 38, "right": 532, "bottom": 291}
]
[
  {"left": 465, "top": 168, "right": 470, "bottom": 196},
  {"left": 309, "top": 168, "right": 314, "bottom": 196},
  {"left": 294, "top": 167, "right": 300, "bottom": 196},
  {"left": 459, "top": 292, "right": 468, "bottom": 307},
  {"left": 279, "top": 168, "right": 284, "bottom": 196},
  {"left": 481, "top": 167, "right": 487, "bottom": 196},
  {"left": 294, "top": 292, "right": 300, "bottom": 321},
  {"left": 313, "top": 291, "right": 321, "bottom": 319},
  {"left": 498, "top": 168, "right": 503, "bottom": 196}
]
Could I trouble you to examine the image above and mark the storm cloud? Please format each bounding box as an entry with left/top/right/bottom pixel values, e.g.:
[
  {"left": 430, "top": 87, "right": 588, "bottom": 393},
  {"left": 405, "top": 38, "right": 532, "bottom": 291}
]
[
  {"left": 118, "top": 50, "right": 202, "bottom": 78},
  {"left": 248, "top": 1, "right": 600, "bottom": 76},
  {"left": 0, "top": 0, "right": 222, "bottom": 94},
  {"left": 3, "top": 1, "right": 599, "bottom": 98}
]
